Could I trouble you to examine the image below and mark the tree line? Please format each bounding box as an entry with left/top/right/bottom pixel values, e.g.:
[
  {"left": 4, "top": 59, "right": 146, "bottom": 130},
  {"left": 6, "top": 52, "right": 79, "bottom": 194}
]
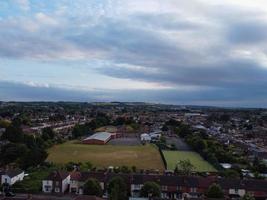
[{"left": 0, "top": 118, "right": 56, "bottom": 169}]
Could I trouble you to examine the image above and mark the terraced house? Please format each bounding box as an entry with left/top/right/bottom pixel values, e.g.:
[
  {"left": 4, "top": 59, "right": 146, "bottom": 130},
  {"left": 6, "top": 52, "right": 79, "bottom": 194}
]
[{"left": 42, "top": 171, "right": 267, "bottom": 199}]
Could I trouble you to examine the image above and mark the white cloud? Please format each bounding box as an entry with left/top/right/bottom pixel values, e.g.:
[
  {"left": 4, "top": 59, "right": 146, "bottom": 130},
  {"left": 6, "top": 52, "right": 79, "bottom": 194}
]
[
  {"left": 13, "top": 0, "right": 30, "bottom": 11},
  {"left": 24, "top": 81, "right": 50, "bottom": 88},
  {"left": 35, "top": 13, "right": 59, "bottom": 26}
]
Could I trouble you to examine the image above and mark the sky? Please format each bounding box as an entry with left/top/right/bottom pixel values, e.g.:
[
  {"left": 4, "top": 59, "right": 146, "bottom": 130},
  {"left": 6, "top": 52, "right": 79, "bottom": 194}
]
[{"left": 0, "top": 0, "right": 267, "bottom": 107}]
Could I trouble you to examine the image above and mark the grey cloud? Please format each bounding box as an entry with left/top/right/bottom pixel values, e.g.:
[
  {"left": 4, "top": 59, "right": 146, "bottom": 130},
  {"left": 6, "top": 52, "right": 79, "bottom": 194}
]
[
  {"left": 131, "top": 13, "right": 200, "bottom": 31},
  {"left": 227, "top": 21, "right": 267, "bottom": 44},
  {"left": 0, "top": 81, "right": 96, "bottom": 102},
  {"left": 1, "top": 81, "right": 267, "bottom": 108},
  {"left": 1, "top": 1, "right": 267, "bottom": 107},
  {"left": 97, "top": 58, "right": 267, "bottom": 88},
  {"left": 0, "top": 26, "right": 65, "bottom": 59}
]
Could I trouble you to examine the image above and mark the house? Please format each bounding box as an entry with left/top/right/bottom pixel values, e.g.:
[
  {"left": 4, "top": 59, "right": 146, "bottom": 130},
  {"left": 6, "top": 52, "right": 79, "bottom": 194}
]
[
  {"left": 131, "top": 174, "right": 159, "bottom": 197},
  {"left": 82, "top": 132, "right": 112, "bottom": 145},
  {"left": 140, "top": 133, "right": 151, "bottom": 142},
  {"left": 43, "top": 171, "right": 267, "bottom": 200},
  {"left": 42, "top": 171, "right": 70, "bottom": 193},
  {"left": 218, "top": 178, "right": 267, "bottom": 199},
  {"left": 141, "top": 131, "right": 161, "bottom": 143},
  {"left": 149, "top": 131, "right": 161, "bottom": 140},
  {"left": 69, "top": 172, "right": 105, "bottom": 194},
  {"left": 0, "top": 169, "right": 24, "bottom": 185}
]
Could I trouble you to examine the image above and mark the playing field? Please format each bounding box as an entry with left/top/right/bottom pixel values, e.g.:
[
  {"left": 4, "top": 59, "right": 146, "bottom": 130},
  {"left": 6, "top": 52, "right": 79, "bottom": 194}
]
[
  {"left": 163, "top": 150, "right": 217, "bottom": 172},
  {"left": 47, "top": 141, "right": 164, "bottom": 170}
]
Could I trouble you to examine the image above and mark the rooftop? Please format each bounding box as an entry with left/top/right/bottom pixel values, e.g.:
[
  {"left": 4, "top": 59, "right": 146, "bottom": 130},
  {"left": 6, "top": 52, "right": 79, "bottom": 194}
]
[{"left": 83, "top": 132, "right": 112, "bottom": 141}]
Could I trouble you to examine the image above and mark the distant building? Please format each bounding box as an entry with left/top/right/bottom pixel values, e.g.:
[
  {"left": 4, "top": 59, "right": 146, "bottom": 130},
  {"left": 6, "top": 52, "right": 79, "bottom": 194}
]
[
  {"left": 140, "top": 131, "right": 161, "bottom": 143},
  {"left": 82, "top": 132, "right": 112, "bottom": 145},
  {"left": 220, "top": 163, "right": 232, "bottom": 169},
  {"left": 140, "top": 133, "right": 151, "bottom": 142}
]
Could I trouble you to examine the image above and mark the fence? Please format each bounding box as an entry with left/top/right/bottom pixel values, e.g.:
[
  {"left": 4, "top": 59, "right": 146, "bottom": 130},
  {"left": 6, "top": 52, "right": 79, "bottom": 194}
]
[{"left": 157, "top": 146, "right": 167, "bottom": 170}]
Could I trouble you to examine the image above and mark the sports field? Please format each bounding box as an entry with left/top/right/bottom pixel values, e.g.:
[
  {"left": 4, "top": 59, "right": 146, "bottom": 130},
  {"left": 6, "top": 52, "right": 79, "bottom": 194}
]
[
  {"left": 163, "top": 150, "right": 217, "bottom": 172},
  {"left": 47, "top": 141, "right": 164, "bottom": 170}
]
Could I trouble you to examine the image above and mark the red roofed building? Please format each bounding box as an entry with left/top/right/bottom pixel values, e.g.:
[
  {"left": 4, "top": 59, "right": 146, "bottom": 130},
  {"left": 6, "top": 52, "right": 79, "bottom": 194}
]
[{"left": 42, "top": 171, "right": 70, "bottom": 193}]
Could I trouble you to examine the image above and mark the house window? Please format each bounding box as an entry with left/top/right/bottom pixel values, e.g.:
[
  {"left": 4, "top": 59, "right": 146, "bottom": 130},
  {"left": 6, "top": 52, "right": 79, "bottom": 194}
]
[
  {"left": 55, "top": 181, "right": 59, "bottom": 186},
  {"left": 177, "top": 186, "right": 182, "bottom": 191},
  {"left": 161, "top": 186, "right": 168, "bottom": 191},
  {"left": 71, "top": 188, "right": 77, "bottom": 193},
  {"left": 5, "top": 178, "right": 7, "bottom": 183},
  {"left": 45, "top": 186, "right": 51, "bottom": 192},
  {"left": 133, "top": 185, "right": 141, "bottom": 190}
]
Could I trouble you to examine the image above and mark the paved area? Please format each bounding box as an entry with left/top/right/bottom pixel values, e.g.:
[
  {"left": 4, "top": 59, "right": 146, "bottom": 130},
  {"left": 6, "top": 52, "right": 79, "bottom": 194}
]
[
  {"left": 165, "top": 136, "right": 191, "bottom": 151},
  {"left": 108, "top": 137, "right": 141, "bottom": 146},
  {"left": 0, "top": 193, "right": 74, "bottom": 200}
]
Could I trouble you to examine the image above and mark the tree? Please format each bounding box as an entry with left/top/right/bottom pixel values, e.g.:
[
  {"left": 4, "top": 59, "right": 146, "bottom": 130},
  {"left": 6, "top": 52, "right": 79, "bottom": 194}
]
[
  {"left": 83, "top": 178, "right": 102, "bottom": 197},
  {"left": 120, "top": 166, "right": 131, "bottom": 173},
  {"left": 175, "top": 159, "right": 195, "bottom": 175},
  {"left": 223, "top": 169, "right": 240, "bottom": 178},
  {"left": 80, "top": 162, "right": 93, "bottom": 171},
  {"left": 253, "top": 157, "right": 267, "bottom": 173},
  {"left": 160, "top": 136, "right": 166, "bottom": 144},
  {"left": 242, "top": 193, "right": 255, "bottom": 200},
  {"left": 72, "top": 123, "right": 94, "bottom": 139},
  {"left": 41, "top": 127, "right": 55, "bottom": 140},
  {"left": 108, "top": 176, "right": 127, "bottom": 200},
  {"left": 165, "top": 119, "right": 181, "bottom": 127},
  {"left": 220, "top": 114, "right": 230, "bottom": 122},
  {"left": 131, "top": 166, "right": 137, "bottom": 173},
  {"left": 113, "top": 117, "right": 126, "bottom": 126},
  {"left": 206, "top": 184, "right": 224, "bottom": 199},
  {"left": 140, "top": 181, "right": 161, "bottom": 198},
  {"left": 1, "top": 124, "right": 24, "bottom": 143},
  {"left": 0, "top": 119, "right": 11, "bottom": 128},
  {"left": 161, "top": 124, "right": 169, "bottom": 132},
  {"left": 176, "top": 124, "right": 191, "bottom": 138},
  {"left": 0, "top": 143, "right": 28, "bottom": 166},
  {"left": 19, "top": 147, "right": 48, "bottom": 169}
]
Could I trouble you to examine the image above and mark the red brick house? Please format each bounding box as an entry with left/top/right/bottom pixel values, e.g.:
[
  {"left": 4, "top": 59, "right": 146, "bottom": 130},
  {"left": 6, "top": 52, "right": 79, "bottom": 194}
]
[{"left": 42, "top": 171, "right": 70, "bottom": 193}]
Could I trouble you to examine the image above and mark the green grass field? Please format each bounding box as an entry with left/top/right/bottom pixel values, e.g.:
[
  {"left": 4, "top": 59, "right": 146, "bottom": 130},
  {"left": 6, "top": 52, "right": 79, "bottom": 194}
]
[
  {"left": 163, "top": 150, "right": 217, "bottom": 172},
  {"left": 47, "top": 141, "right": 164, "bottom": 170}
]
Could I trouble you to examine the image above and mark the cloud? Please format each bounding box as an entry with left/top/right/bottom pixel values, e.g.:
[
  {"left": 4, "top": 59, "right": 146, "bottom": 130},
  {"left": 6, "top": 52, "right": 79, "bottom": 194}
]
[
  {"left": 35, "top": 12, "right": 59, "bottom": 26},
  {"left": 1, "top": 0, "right": 267, "bottom": 106},
  {"left": 13, "top": 0, "right": 30, "bottom": 11},
  {"left": 1, "top": 80, "right": 267, "bottom": 108},
  {"left": 227, "top": 21, "right": 267, "bottom": 44}
]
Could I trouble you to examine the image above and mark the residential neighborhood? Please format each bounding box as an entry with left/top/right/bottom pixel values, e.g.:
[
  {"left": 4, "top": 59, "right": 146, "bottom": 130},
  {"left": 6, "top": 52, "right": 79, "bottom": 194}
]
[{"left": 0, "top": 102, "right": 267, "bottom": 200}]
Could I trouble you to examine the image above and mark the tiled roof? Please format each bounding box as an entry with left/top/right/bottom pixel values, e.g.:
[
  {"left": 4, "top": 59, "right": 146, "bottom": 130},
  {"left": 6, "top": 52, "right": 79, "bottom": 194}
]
[
  {"left": 0, "top": 169, "right": 24, "bottom": 178},
  {"left": 46, "top": 171, "right": 69, "bottom": 181},
  {"left": 83, "top": 132, "right": 111, "bottom": 141}
]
